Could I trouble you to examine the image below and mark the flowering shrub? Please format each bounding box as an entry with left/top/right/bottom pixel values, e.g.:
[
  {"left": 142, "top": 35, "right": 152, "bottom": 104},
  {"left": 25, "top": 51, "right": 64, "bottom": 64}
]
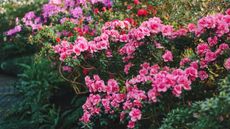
[
  {"left": 50, "top": 8, "right": 230, "bottom": 128},
  {"left": 3, "top": 0, "right": 230, "bottom": 128},
  {"left": 160, "top": 74, "right": 230, "bottom": 129}
]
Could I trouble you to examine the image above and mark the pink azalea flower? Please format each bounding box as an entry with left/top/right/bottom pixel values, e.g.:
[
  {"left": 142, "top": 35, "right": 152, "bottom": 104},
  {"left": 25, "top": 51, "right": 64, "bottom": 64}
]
[
  {"left": 205, "top": 51, "right": 217, "bottom": 62},
  {"left": 80, "top": 112, "right": 91, "bottom": 123},
  {"left": 73, "top": 45, "right": 81, "bottom": 56},
  {"left": 124, "top": 63, "right": 134, "bottom": 74},
  {"left": 147, "top": 89, "right": 157, "bottom": 102},
  {"left": 127, "top": 121, "right": 135, "bottom": 128},
  {"left": 162, "top": 50, "right": 173, "bottom": 62},
  {"left": 198, "top": 70, "right": 209, "bottom": 80},
  {"left": 75, "top": 37, "right": 88, "bottom": 52},
  {"left": 185, "top": 67, "right": 198, "bottom": 78},
  {"left": 120, "top": 112, "right": 126, "bottom": 121},
  {"left": 208, "top": 36, "right": 218, "bottom": 46},
  {"left": 172, "top": 84, "right": 182, "bottom": 97},
  {"left": 196, "top": 43, "right": 209, "bottom": 55},
  {"left": 60, "top": 52, "right": 67, "bottom": 61},
  {"left": 129, "top": 108, "right": 142, "bottom": 122},
  {"left": 187, "top": 23, "right": 196, "bottom": 32},
  {"left": 107, "top": 79, "right": 119, "bottom": 93},
  {"left": 226, "top": 8, "right": 230, "bottom": 15},
  {"left": 161, "top": 25, "right": 173, "bottom": 36},
  {"left": 224, "top": 58, "right": 230, "bottom": 70},
  {"left": 180, "top": 57, "right": 191, "bottom": 66},
  {"left": 62, "top": 66, "right": 72, "bottom": 72}
]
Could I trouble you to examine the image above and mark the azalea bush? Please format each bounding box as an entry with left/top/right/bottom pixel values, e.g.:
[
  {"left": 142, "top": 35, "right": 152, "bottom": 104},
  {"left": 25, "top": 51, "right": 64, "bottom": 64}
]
[
  {"left": 60, "top": 10, "right": 230, "bottom": 128},
  {"left": 160, "top": 74, "right": 230, "bottom": 129},
  {"left": 39, "top": 6, "right": 230, "bottom": 128},
  {"left": 2, "top": 0, "right": 230, "bottom": 129}
]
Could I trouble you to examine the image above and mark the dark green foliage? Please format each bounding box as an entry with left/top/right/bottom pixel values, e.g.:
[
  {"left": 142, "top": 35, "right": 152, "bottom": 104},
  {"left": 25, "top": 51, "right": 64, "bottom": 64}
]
[
  {"left": 0, "top": 56, "right": 33, "bottom": 75},
  {"left": 0, "top": 58, "right": 86, "bottom": 129},
  {"left": 160, "top": 75, "right": 230, "bottom": 129}
]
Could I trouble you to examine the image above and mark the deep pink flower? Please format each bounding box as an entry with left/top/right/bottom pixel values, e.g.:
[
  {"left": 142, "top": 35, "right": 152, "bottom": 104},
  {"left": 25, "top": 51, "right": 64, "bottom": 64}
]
[
  {"left": 205, "top": 51, "right": 217, "bottom": 62},
  {"left": 129, "top": 108, "right": 142, "bottom": 122},
  {"left": 62, "top": 66, "right": 72, "bottom": 72},
  {"left": 162, "top": 50, "right": 173, "bottom": 62},
  {"left": 127, "top": 121, "right": 135, "bottom": 128},
  {"left": 161, "top": 25, "right": 173, "bottom": 36},
  {"left": 139, "top": 68, "right": 148, "bottom": 75},
  {"left": 120, "top": 112, "right": 125, "bottom": 121},
  {"left": 137, "top": 9, "right": 148, "bottom": 17},
  {"left": 197, "top": 43, "right": 209, "bottom": 55},
  {"left": 157, "top": 83, "right": 168, "bottom": 92},
  {"left": 219, "top": 43, "right": 229, "bottom": 50},
  {"left": 60, "top": 52, "right": 67, "bottom": 61},
  {"left": 185, "top": 67, "right": 198, "bottom": 78},
  {"left": 147, "top": 89, "right": 157, "bottom": 102},
  {"left": 124, "top": 63, "right": 134, "bottom": 74},
  {"left": 75, "top": 37, "right": 88, "bottom": 52},
  {"left": 198, "top": 70, "right": 209, "bottom": 80},
  {"left": 180, "top": 57, "right": 191, "bottom": 66},
  {"left": 134, "top": 0, "right": 140, "bottom": 5},
  {"left": 107, "top": 79, "right": 119, "bottom": 93},
  {"left": 80, "top": 112, "right": 91, "bottom": 123},
  {"left": 149, "top": 22, "right": 161, "bottom": 33},
  {"left": 190, "top": 61, "right": 199, "bottom": 69},
  {"left": 173, "top": 84, "right": 182, "bottom": 97},
  {"left": 73, "top": 45, "right": 81, "bottom": 56},
  {"left": 224, "top": 58, "right": 230, "bottom": 70},
  {"left": 226, "top": 8, "right": 230, "bottom": 15},
  {"left": 200, "top": 59, "right": 208, "bottom": 68},
  {"left": 208, "top": 36, "right": 218, "bottom": 46},
  {"left": 187, "top": 23, "right": 196, "bottom": 32}
]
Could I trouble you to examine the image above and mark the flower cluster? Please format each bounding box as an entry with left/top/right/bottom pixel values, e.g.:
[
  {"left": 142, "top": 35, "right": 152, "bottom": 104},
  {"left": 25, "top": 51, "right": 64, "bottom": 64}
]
[
  {"left": 80, "top": 60, "right": 200, "bottom": 128},
  {"left": 77, "top": 10, "right": 230, "bottom": 128},
  {"left": 5, "top": 0, "right": 113, "bottom": 36},
  {"left": 53, "top": 34, "right": 109, "bottom": 60},
  {"left": 5, "top": 0, "right": 230, "bottom": 128}
]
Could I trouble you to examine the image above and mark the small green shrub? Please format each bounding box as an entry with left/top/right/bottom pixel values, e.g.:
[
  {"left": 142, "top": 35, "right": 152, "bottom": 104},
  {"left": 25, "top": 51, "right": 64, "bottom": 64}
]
[
  {"left": 0, "top": 58, "right": 86, "bottom": 129},
  {"left": 160, "top": 75, "right": 230, "bottom": 129}
]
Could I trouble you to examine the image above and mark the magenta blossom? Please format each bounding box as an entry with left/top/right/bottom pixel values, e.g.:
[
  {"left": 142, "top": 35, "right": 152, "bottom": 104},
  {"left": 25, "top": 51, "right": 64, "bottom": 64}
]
[
  {"left": 162, "top": 50, "right": 173, "bottom": 62},
  {"left": 224, "top": 58, "right": 230, "bottom": 70}
]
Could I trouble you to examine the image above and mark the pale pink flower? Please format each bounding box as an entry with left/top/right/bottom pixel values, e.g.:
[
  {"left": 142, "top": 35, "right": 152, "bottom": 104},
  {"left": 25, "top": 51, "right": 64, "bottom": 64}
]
[{"left": 49, "top": 0, "right": 62, "bottom": 4}]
